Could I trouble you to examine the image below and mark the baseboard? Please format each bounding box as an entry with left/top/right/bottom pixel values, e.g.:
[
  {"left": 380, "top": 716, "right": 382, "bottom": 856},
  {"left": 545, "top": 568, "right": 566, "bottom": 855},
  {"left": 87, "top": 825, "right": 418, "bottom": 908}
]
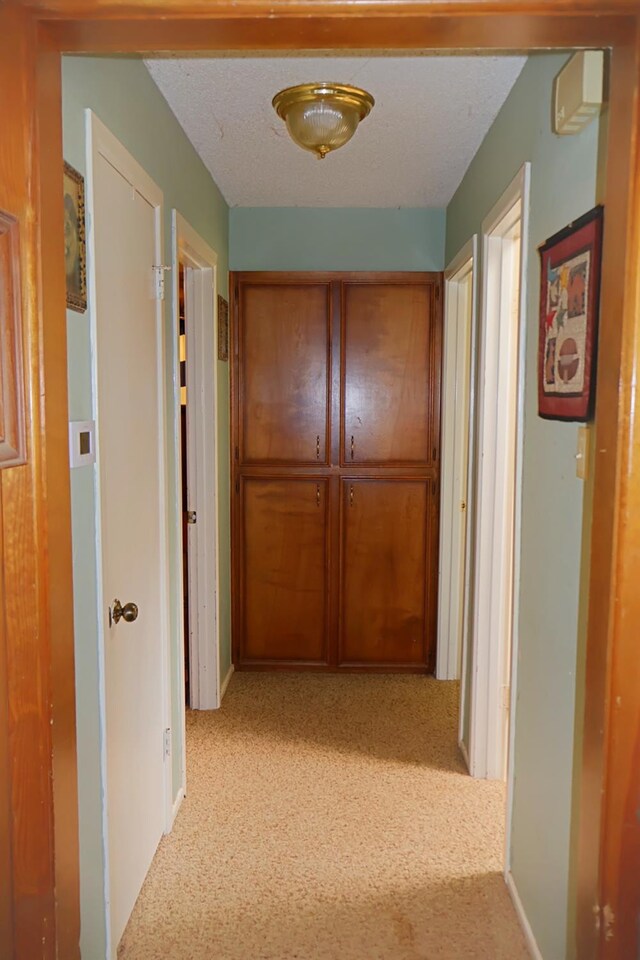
[
  {"left": 458, "top": 738, "right": 471, "bottom": 773},
  {"left": 220, "top": 664, "right": 234, "bottom": 701},
  {"left": 169, "top": 786, "right": 185, "bottom": 829},
  {"left": 506, "top": 871, "right": 544, "bottom": 960}
]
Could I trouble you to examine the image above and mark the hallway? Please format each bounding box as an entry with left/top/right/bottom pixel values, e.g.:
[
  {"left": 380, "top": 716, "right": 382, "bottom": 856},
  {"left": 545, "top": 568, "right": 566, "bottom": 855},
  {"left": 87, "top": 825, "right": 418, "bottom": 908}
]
[{"left": 118, "top": 674, "right": 528, "bottom": 959}]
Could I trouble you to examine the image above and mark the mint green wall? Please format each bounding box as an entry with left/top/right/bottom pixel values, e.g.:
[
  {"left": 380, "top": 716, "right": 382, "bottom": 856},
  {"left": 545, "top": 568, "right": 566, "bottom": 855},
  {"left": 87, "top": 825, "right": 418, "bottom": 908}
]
[
  {"left": 63, "top": 56, "right": 230, "bottom": 959},
  {"left": 230, "top": 207, "right": 445, "bottom": 271},
  {"left": 446, "top": 54, "right": 602, "bottom": 960}
]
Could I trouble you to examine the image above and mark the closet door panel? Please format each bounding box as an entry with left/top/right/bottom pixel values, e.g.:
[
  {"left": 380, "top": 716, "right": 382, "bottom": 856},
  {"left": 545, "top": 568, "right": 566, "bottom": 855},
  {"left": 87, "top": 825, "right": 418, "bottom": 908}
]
[
  {"left": 342, "top": 283, "right": 432, "bottom": 465},
  {"left": 241, "top": 477, "right": 329, "bottom": 664},
  {"left": 240, "top": 283, "right": 331, "bottom": 464},
  {"left": 339, "top": 479, "right": 429, "bottom": 666}
]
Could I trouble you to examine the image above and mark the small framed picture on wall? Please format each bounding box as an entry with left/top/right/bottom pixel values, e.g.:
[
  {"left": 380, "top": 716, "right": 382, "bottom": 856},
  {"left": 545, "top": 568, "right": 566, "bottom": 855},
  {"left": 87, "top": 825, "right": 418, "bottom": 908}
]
[
  {"left": 63, "top": 161, "right": 87, "bottom": 313},
  {"left": 538, "top": 205, "right": 603, "bottom": 421}
]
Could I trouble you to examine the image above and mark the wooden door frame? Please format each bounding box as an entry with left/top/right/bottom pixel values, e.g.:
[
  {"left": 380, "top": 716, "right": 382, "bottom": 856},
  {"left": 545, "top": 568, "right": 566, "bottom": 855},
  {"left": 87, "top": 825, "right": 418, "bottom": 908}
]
[{"left": 1, "top": 3, "right": 638, "bottom": 958}]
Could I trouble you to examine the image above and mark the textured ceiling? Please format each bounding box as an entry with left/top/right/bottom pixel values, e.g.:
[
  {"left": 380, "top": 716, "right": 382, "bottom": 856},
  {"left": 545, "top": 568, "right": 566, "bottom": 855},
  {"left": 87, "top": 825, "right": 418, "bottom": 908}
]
[{"left": 145, "top": 55, "right": 526, "bottom": 208}]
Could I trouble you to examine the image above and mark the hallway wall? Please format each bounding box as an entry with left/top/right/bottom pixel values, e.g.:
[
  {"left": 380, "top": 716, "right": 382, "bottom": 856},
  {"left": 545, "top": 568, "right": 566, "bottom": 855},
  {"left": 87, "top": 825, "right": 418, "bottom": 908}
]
[
  {"left": 230, "top": 207, "right": 445, "bottom": 271},
  {"left": 445, "top": 53, "right": 604, "bottom": 960},
  {"left": 62, "top": 56, "right": 230, "bottom": 960}
]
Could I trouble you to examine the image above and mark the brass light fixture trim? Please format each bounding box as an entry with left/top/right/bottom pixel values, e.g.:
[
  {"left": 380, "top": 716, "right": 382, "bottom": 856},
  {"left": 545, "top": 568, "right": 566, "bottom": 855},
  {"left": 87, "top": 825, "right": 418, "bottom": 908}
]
[{"left": 272, "top": 82, "right": 375, "bottom": 159}]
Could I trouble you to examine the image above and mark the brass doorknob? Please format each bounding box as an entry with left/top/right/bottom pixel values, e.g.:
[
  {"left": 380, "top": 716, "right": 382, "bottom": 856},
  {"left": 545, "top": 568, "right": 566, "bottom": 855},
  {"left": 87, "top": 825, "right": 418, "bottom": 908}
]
[{"left": 110, "top": 599, "right": 139, "bottom": 627}]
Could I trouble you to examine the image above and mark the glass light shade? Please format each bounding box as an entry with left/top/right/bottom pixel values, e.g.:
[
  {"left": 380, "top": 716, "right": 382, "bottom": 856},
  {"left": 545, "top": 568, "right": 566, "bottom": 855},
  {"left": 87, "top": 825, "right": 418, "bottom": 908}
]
[{"left": 273, "top": 83, "right": 374, "bottom": 159}]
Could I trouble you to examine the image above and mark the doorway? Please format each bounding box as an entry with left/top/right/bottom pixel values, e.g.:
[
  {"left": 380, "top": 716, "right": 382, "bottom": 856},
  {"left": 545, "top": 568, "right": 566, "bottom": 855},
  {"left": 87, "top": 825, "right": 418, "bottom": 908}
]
[
  {"left": 172, "top": 212, "right": 222, "bottom": 714},
  {"left": 467, "top": 164, "right": 530, "bottom": 783},
  {"left": 438, "top": 238, "right": 476, "bottom": 692}
]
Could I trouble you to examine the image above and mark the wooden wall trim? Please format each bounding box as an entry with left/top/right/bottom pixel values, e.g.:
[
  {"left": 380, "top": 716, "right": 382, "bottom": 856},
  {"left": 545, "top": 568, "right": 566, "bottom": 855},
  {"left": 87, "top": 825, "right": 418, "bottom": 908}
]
[
  {"left": 0, "top": 8, "right": 58, "bottom": 958},
  {"left": 37, "top": 23, "right": 81, "bottom": 960},
  {"left": 0, "top": 212, "right": 27, "bottom": 469},
  {"left": 46, "top": 14, "right": 633, "bottom": 54},
  {"left": 22, "top": 0, "right": 640, "bottom": 19},
  {"left": 0, "top": 3, "right": 634, "bottom": 959},
  {"left": 575, "top": 27, "right": 640, "bottom": 960},
  {"left": 0, "top": 9, "right": 80, "bottom": 959}
]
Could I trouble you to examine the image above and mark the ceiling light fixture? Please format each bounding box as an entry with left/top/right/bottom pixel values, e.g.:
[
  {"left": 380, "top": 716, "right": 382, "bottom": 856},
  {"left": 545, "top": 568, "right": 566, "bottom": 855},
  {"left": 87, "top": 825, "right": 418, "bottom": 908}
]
[{"left": 272, "top": 82, "right": 375, "bottom": 160}]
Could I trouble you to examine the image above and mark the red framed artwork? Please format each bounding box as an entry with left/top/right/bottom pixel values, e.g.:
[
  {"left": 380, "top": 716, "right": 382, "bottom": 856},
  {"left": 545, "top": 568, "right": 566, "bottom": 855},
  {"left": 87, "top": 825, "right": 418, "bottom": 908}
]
[{"left": 538, "top": 206, "right": 604, "bottom": 421}]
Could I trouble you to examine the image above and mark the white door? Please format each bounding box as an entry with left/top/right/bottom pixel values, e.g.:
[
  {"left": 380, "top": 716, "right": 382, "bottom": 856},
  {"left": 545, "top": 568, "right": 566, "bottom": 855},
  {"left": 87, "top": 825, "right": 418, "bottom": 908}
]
[{"left": 88, "top": 113, "right": 169, "bottom": 952}]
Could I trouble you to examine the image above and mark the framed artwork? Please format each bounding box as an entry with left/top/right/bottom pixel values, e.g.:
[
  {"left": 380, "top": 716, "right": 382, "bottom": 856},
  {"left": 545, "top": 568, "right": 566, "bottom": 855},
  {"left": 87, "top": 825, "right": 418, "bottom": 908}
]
[
  {"left": 218, "top": 294, "right": 229, "bottom": 362},
  {"left": 63, "top": 161, "right": 87, "bottom": 313},
  {"left": 538, "top": 205, "right": 603, "bottom": 421}
]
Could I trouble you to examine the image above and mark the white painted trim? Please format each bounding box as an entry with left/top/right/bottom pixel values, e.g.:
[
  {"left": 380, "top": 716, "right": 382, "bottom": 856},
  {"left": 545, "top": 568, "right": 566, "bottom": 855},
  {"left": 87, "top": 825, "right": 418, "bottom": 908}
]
[
  {"left": 438, "top": 236, "right": 477, "bottom": 682},
  {"left": 505, "top": 872, "right": 544, "bottom": 960},
  {"left": 86, "top": 109, "right": 171, "bottom": 959},
  {"left": 171, "top": 212, "right": 221, "bottom": 714},
  {"left": 85, "top": 108, "right": 113, "bottom": 960},
  {"left": 458, "top": 236, "right": 480, "bottom": 749},
  {"left": 220, "top": 664, "right": 235, "bottom": 701},
  {"left": 505, "top": 168, "right": 531, "bottom": 871},
  {"left": 469, "top": 163, "right": 530, "bottom": 781},
  {"left": 169, "top": 787, "right": 185, "bottom": 829},
  {"left": 458, "top": 737, "right": 471, "bottom": 774}
]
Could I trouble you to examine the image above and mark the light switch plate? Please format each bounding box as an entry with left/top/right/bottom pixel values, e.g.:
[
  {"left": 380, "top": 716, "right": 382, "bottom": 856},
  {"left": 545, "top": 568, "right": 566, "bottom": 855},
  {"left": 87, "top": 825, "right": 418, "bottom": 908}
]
[
  {"left": 69, "top": 420, "right": 96, "bottom": 468},
  {"left": 576, "top": 425, "right": 590, "bottom": 480}
]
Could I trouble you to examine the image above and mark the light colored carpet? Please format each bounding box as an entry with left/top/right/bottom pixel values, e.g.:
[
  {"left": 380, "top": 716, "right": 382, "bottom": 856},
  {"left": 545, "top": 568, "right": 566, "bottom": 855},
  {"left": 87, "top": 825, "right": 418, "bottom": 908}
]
[{"left": 118, "top": 673, "right": 529, "bottom": 960}]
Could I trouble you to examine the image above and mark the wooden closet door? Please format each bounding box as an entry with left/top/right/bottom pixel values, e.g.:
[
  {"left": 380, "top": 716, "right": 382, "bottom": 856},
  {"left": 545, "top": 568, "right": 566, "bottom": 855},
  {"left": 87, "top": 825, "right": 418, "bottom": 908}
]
[
  {"left": 239, "top": 282, "right": 331, "bottom": 464},
  {"left": 342, "top": 282, "right": 434, "bottom": 465},
  {"left": 339, "top": 479, "right": 431, "bottom": 666},
  {"left": 240, "top": 478, "right": 329, "bottom": 664}
]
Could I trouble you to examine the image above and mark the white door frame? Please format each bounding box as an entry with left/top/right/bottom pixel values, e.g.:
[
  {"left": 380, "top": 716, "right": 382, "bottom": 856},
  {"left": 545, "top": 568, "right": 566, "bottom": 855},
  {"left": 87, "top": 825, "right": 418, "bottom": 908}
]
[
  {"left": 86, "top": 110, "right": 172, "bottom": 959},
  {"left": 171, "top": 211, "right": 221, "bottom": 722},
  {"left": 469, "top": 163, "right": 530, "bottom": 782},
  {"left": 437, "top": 237, "right": 477, "bottom": 685}
]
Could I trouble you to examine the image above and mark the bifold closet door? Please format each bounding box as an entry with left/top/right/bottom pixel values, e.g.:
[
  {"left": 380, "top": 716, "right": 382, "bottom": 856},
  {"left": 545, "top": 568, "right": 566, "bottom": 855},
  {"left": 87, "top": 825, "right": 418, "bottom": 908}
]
[
  {"left": 339, "top": 479, "right": 432, "bottom": 666},
  {"left": 240, "top": 478, "right": 330, "bottom": 665}
]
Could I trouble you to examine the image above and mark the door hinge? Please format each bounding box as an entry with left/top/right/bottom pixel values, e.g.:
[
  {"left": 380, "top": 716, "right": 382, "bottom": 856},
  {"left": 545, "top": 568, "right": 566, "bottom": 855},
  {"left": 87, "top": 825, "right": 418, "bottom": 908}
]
[
  {"left": 186, "top": 510, "right": 197, "bottom": 525},
  {"left": 152, "top": 264, "right": 171, "bottom": 301},
  {"left": 163, "top": 727, "right": 172, "bottom": 759}
]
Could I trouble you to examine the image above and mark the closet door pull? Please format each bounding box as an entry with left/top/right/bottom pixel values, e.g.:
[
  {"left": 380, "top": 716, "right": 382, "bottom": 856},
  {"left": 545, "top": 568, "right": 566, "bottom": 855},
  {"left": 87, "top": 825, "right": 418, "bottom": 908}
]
[
  {"left": 316, "top": 484, "right": 321, "bottom": 507},
  {"left": 349, "top": 484, "right": 354, "bottom": 507},
  {"left": 350, "top": 435, "right": 355, "bottom": 460},
  {"left": 316, "top": 435, "right": 321, "bottom": 460}
]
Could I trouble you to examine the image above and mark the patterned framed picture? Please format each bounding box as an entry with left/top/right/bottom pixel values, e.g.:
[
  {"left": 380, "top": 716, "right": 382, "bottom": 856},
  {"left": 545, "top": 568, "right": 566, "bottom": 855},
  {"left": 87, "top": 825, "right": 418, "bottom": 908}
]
[
  {"left": 63, "top": 161, "right": 87, "bottom": 313},
  {"left": 538, "top": 205, "right": 603, "bottom": 421}
]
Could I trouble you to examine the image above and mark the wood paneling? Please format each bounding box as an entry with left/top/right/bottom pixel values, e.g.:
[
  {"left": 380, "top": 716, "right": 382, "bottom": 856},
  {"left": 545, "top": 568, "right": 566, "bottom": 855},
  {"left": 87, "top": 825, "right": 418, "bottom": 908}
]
[
  {"left": 240, "top": 283, "right": 331, "bottom": 465},
  {"left": 0, "top": 213, "right": 26, "bottom": 469},
  {"left": 339, "top": 479, "right": 431, "bottom": 666},
  {"left": 241, "top": 477, "right": 329, "bottom": 664},
  {"left": 342, "top": 283, "right": 434, "bottom": 466}
]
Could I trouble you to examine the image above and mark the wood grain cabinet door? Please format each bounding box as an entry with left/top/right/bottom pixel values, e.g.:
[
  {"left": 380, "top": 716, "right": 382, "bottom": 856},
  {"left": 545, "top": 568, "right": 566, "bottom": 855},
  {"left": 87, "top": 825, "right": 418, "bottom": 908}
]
[
  {"left": 342, "top": 282, "right": 434, "bottom": 466},
  {"left": 239, "top": 283, "right": 331, "bottom": 464},
  {"left": 339, "top": 479, "right": 431, "bottom": 666},
  {"left": 240, "top": 478, "right": 329, "bottom": 664}
]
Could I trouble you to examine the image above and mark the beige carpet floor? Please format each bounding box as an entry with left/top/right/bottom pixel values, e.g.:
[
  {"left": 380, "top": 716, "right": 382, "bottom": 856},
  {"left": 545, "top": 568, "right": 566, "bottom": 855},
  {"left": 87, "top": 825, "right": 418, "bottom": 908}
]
[{"left": 118, "top": 673, "right": 529, "bottom": 960}]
